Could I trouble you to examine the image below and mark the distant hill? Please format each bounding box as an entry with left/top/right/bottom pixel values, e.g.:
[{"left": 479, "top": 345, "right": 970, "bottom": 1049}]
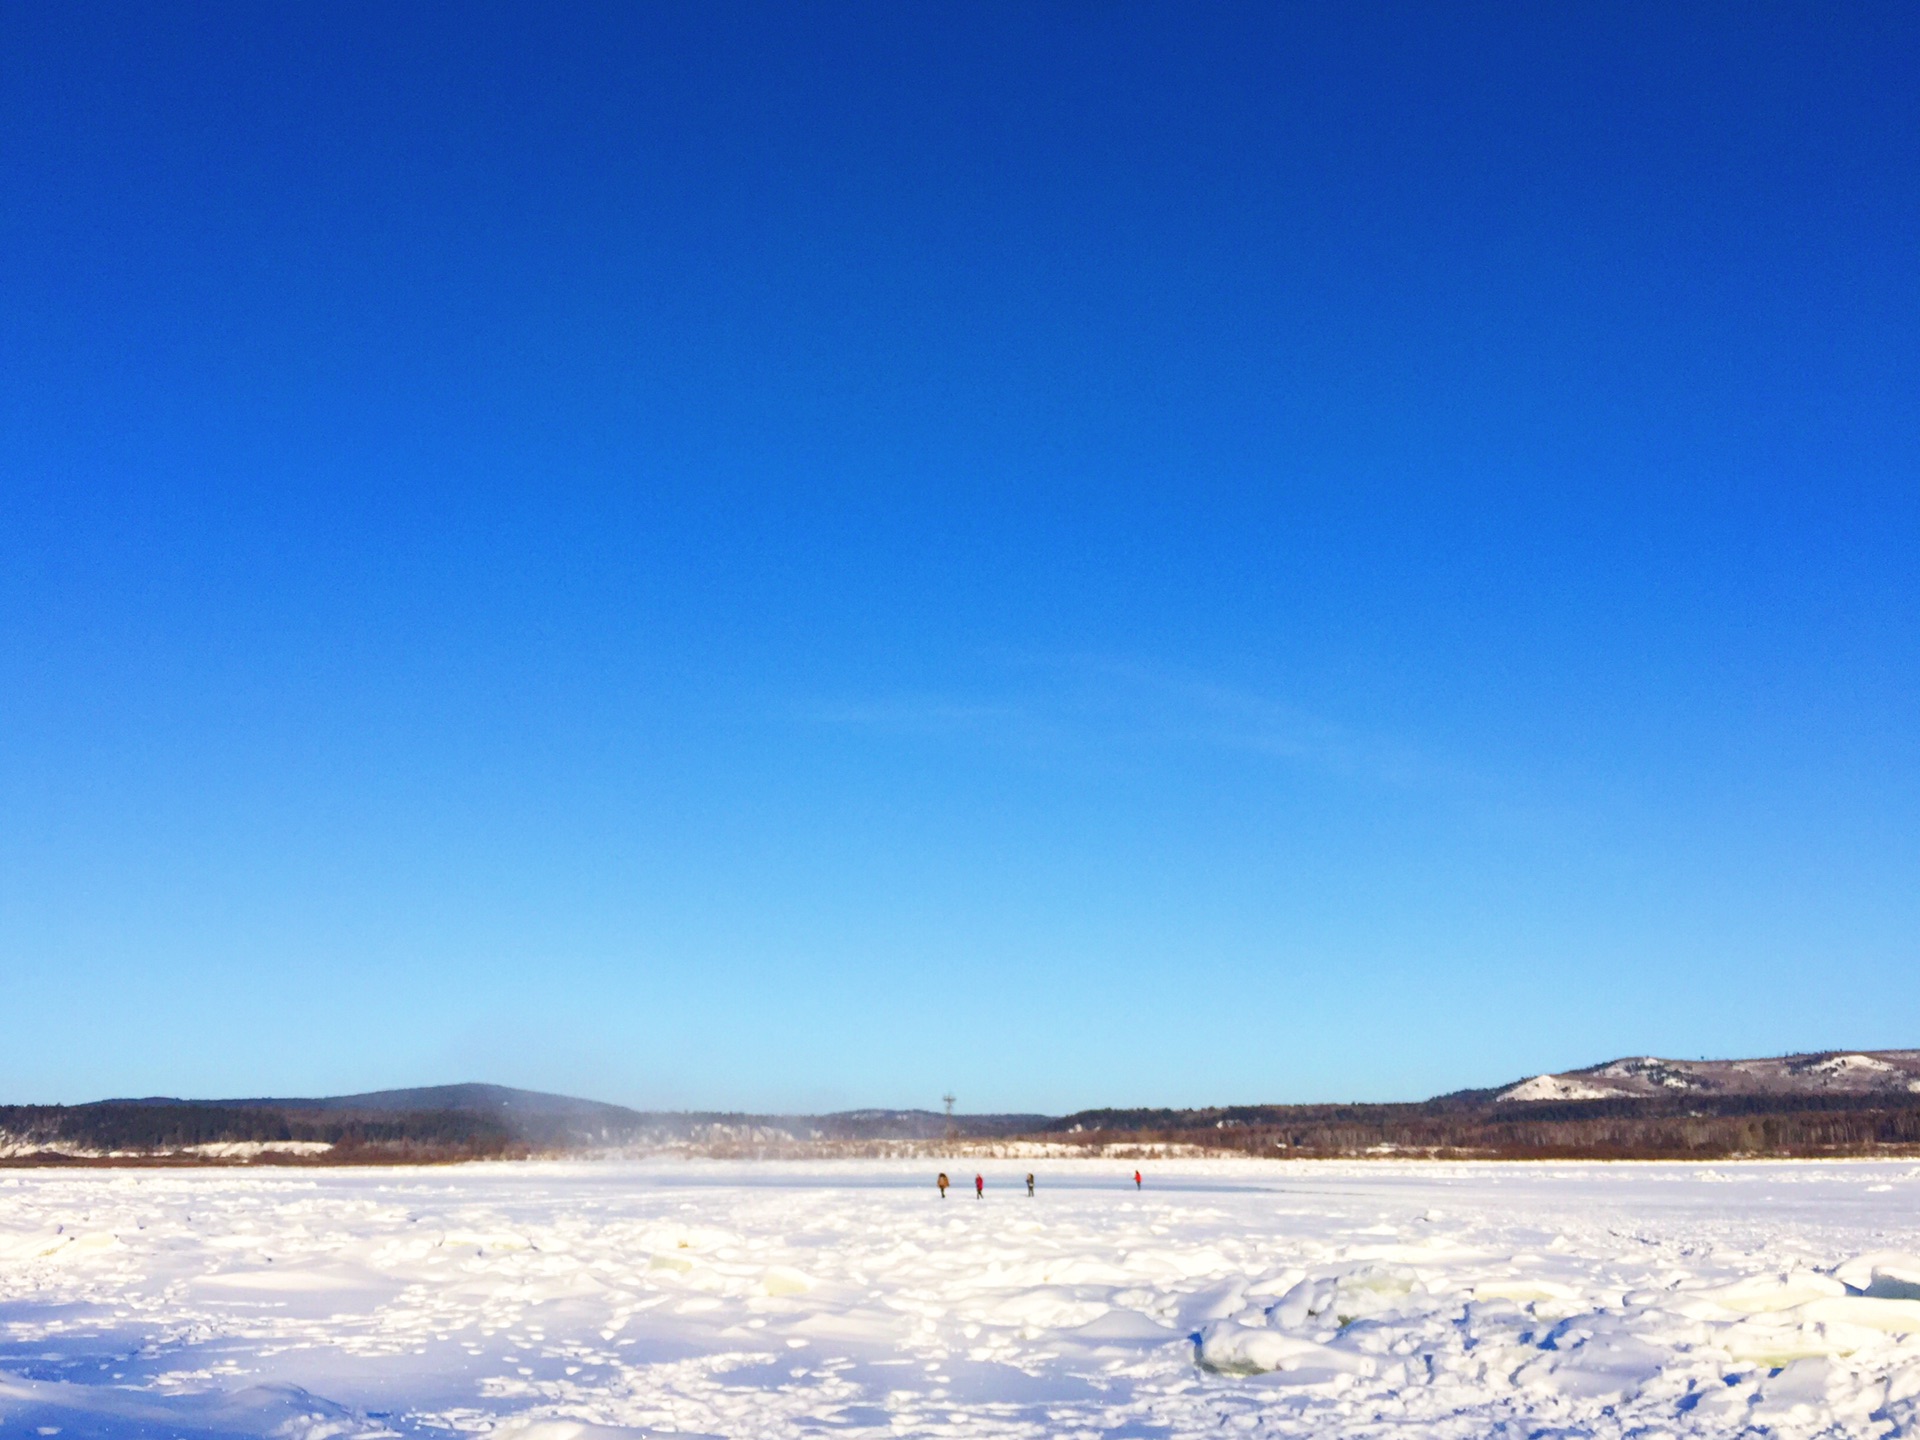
[
  {"left": 1485, "top": 1051, "right": 1920, "bottom": 1104},
  {"left": 0, "top": 1100, "right": 517, "bottom": 1163},
  {"left": 1044, "top": 1050, "right": 1920, "bottom": 1159},
  {"left": 223, "top": 1084, "right": 656, "bottom": 1146},
  {"left": 89, "top": 1083, "right": 647, "bottom": 1151}
]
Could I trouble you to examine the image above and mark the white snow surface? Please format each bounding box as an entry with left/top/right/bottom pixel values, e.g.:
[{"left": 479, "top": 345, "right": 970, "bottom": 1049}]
[{"left": 3, "top": 1158, "right": 1920, "bottom": 1437}]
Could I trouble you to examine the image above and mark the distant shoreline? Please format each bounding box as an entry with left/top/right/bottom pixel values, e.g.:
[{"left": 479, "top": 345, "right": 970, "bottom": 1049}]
[
  {"left": 9, "top": 1052, "right": 1920, "bottom": 1166},
  {"left": 9, "top": 1139, "right": 1920, "bottom": 1168}
]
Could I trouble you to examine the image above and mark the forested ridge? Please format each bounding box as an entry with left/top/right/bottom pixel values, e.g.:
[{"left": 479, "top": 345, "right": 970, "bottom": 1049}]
[
  {"left": 1045, "top": 1091, "right": 1920, "bottom": 1158},
  {"left": 0, "top": 1103, "right": 518, "bottom": 1161}
]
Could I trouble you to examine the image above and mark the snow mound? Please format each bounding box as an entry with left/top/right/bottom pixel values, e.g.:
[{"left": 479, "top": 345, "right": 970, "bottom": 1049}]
[
  {"left": 1497, "top": 1073, "right": 1617, "bottom": 1102},
  {"left": 1195, "top": 1323, "right": 1375, "bottom": 1379},
  {"left": 1834, "top": 1252, "right": 1920, "bottom": 1300}
]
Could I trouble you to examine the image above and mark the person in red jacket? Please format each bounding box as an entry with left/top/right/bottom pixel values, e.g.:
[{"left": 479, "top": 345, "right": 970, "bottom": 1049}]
[
  {"left": 1133, "top": 1169, "right": 1142, "bottom": 1190},
  {"left": 974, "top": 1173, "right": 984, "bottom": 1199}
]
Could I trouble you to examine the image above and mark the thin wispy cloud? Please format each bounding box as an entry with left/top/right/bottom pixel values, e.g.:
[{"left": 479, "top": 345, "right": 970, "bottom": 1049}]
[
  {"left": 1067, "top": 658, "right": 1453, "bottom": 787},
  {"left": 798, "top": 655, "right": 1479, "bottom": 795}
]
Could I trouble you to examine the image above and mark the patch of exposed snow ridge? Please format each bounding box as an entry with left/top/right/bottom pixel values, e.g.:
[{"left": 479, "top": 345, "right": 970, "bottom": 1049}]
[
  {"left": 1598, "top": 1056, "right": 1701, "bottom": 1089},
  {"left": 1497, "top": 1073, "right": 1616, "bottom": 1103},
  {"left": 0, "top": 1139, "right": 107, "bottom": 1159},
  {"left": 1802, "top": 1053, "right": 1898, "bottom": 1078}
]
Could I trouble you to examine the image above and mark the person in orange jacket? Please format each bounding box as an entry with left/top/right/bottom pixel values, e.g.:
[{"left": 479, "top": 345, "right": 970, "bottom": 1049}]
[{"left": 937, "top": 1172, "right": 949, "bottom": 1198}]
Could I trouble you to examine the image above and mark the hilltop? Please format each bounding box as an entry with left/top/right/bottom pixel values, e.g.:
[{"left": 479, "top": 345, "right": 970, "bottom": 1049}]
[{"left": 1488, "top": 1051, "right": 1920, "bottom": 1103}]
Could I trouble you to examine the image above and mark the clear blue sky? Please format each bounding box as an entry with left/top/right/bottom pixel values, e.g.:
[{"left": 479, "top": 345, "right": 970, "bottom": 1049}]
[{"left": 2, "top": 3, "right": 1916, "bottom": 1113}]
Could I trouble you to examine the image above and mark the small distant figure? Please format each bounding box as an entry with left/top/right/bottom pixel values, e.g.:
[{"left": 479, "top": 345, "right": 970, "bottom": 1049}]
[
  {"left": 1133, "top": 1169, "right": 1142, "bottom": 1191},
  {"left": 1026, "top": 1172, "right": 1035, "bottom": 1197},
  {"left": 975, "top": 1173, "right": 984, "bottom": 1199},
  {"left": 937, "top": 1172, "right": 949, "bottom": 1198}
]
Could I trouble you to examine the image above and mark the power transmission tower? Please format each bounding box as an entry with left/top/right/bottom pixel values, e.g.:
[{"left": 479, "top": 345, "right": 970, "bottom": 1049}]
[{"left": 942, "top": 1093, "right": 957, "bottom": 1149}]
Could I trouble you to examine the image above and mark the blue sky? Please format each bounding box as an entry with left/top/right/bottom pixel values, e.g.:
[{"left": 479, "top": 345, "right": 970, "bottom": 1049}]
[{"left": 2, "top": 3, "right": 1916, "bottom": 1112}]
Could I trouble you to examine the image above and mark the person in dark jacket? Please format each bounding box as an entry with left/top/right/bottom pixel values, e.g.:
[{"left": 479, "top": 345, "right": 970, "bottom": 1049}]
[{"left": 1026, "top": 1173, "right": 1035, "bottom": 1196}]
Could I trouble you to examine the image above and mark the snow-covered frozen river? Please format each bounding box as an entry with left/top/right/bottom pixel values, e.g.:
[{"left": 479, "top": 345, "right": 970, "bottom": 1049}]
[{"left": 3, "top": 1157, "right": 1920, "bottom": 1438}]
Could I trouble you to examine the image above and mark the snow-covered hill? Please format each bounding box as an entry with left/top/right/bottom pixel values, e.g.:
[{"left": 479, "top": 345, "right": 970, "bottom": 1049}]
[{"left": 1495, "top": 1050, "right": 1920, "bottom": 1104}]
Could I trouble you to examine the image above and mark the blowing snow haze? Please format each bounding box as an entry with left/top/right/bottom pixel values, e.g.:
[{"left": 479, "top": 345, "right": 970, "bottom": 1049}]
[{"left": 1, "top": 4, "right": 1916, "bottom": 1111}]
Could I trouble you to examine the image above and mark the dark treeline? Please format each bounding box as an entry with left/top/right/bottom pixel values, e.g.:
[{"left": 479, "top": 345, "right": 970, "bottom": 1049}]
[
  {"left": 0, "top": 1104, "right": 518, "bottom": 1161},
  {"left": 10, "top": 1091, "right": 1920, "bottom": 1162},
  {"left": 1044, "top": 1094, "right": 1920, "bottom": 1158}
]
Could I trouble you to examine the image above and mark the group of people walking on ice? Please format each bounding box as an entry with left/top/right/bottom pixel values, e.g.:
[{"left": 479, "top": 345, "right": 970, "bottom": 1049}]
[{"left": 935, "top": 1169, "right": 1142, "bottom": 1197}]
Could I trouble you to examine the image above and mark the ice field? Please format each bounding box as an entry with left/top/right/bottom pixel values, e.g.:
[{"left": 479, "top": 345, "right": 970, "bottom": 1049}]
[{"left": 4, "top": 1158, "right": 1920, "bottom": 1438}]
